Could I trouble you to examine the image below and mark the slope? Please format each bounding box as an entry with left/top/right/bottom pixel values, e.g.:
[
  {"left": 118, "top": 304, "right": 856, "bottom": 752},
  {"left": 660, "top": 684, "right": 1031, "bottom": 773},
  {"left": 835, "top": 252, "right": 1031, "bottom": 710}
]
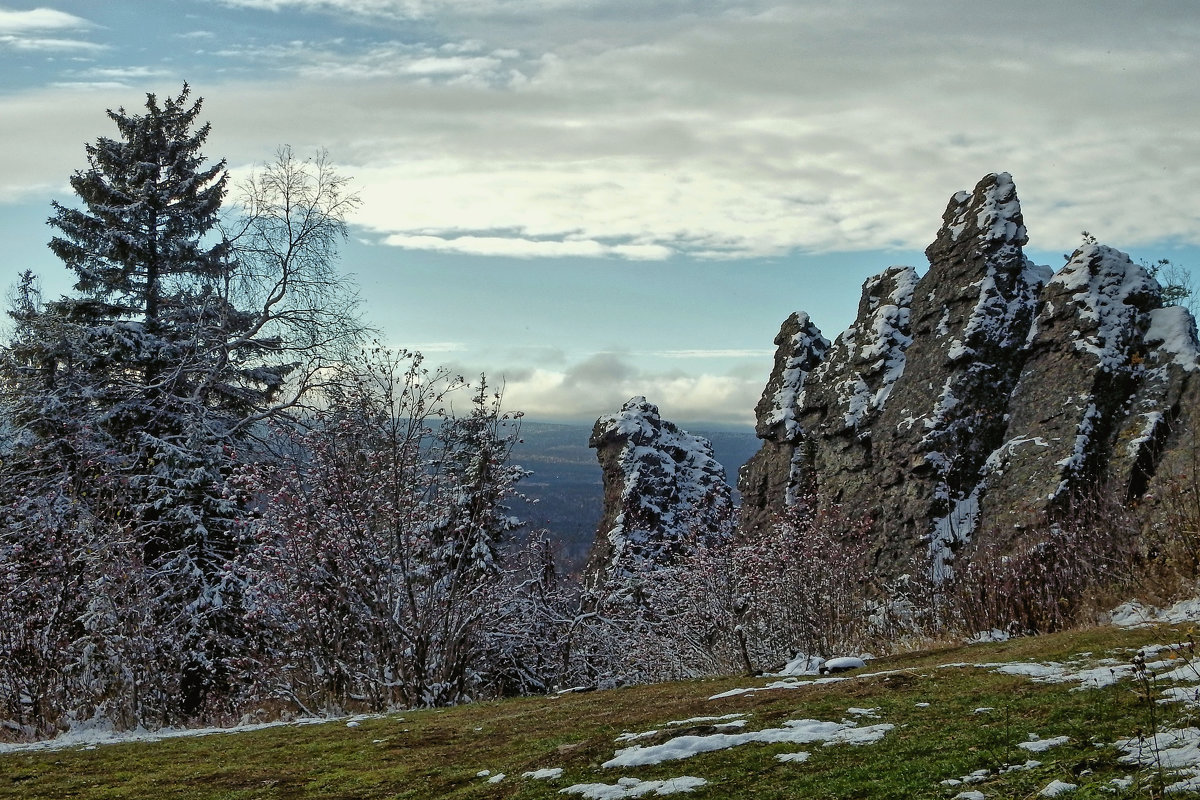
[{"left": 3, "top": 618, "right": 1198, "bottom": 798}]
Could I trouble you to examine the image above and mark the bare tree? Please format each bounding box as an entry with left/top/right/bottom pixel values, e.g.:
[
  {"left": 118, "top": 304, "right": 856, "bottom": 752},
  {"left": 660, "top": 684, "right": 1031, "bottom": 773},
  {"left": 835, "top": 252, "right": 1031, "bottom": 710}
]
[{"left": 218, "top": 146, "right": 369, "bottom": 430}]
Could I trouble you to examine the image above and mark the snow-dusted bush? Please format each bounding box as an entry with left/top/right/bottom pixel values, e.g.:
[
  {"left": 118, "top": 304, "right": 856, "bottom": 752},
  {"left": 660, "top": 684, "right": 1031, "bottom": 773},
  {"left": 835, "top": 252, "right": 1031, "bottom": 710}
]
[
  {"left": 232, "top": 348, "right": 528, "bottom": 711},
  {"left": 937, "top": 490, "right": 1141, "bottom": 637},
  {"left": 558, "top": 493, "right": 877, "bottom": 685}
]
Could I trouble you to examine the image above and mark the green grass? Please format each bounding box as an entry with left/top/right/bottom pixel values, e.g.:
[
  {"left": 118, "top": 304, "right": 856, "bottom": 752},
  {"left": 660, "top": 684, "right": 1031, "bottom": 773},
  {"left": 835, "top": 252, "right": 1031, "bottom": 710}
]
[{"left": 1, "top": 623, "right": 1193, "bottom": 799}]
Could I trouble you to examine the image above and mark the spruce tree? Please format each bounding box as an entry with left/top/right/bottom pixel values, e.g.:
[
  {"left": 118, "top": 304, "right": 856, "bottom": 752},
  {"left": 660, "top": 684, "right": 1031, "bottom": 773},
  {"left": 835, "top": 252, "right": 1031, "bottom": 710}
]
[{"left": 0, "top": 85, "right": 290, "bottom": 720}]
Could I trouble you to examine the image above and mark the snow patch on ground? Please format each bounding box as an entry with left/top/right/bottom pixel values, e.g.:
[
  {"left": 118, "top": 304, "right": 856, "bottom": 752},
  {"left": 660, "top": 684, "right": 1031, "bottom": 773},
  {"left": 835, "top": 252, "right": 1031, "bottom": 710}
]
[
  {"left": 560, "top": 776, "right": 707, "bottom": 798},
  {"left": 774, "top": 653, "right": 824, "bottom": 676},
  {"left": 1112, "top": 597, "right": 1200, "bottom": 628},
  {"left": 1038, "top": 778, "right": 1077, "bottom": 796},
  {"left": 666, "top": 713, "right": 745, "bottom": 727},
  {"left": 602, "top": 719, "right": 893, "bottom": 768},
  {"left": 1018, "top": 734, "right": 1070, "bottom": 753},
  {"left": 0, "top": 714, "right": 338, "bottom": 755}
]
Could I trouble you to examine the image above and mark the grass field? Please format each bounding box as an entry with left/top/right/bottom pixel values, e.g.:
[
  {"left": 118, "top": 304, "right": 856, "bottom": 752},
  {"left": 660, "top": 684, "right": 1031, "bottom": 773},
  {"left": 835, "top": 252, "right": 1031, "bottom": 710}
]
[{"left": 2, "top": 622, "right": 1197, "bottom": 799}]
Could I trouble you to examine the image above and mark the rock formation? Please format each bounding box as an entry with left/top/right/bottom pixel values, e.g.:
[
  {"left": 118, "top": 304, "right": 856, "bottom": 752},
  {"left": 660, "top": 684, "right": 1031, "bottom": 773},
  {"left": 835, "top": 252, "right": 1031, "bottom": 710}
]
[
  {"left": 740, "top": 172, "right": 1200, "bottom": 580},
  {"left": 583, "top": 396, "right": 732, "bottom": 601}
]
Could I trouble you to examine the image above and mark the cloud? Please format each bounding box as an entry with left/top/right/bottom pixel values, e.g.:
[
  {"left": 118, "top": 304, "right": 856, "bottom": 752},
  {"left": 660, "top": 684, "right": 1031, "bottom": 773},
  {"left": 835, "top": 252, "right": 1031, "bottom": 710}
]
[
  {"left": 0, "top": 7, "right": 91, "bottom": 34},
  {"left": 3, "top": 1, "right": 1200, "bottom": 259},
  {"left": 0, "top": 6, "right": 100, "bottom": 53},
  {"left": 75, "top": 66, "right": 175, "bottom": 80},
  {"left": 209, "top": 38, "right": 525, "bottom": 87},
  {"left": 381, "top": 233, "right": 672, "bottom": 260},
  {"left": 0, "top": 34, "right": 105, "bottom": 52},
  {"left": 211, "top": 0, "right": 691, "bottom": 20},
  {"left": 647, "top": 349, "right": 775, "bottom": 360},
  {"left": 453, "top": 352, "right": 764, "bottom": 426},
  {"left": 194, "top": 3, "right": 1200, "bottom": 258}
]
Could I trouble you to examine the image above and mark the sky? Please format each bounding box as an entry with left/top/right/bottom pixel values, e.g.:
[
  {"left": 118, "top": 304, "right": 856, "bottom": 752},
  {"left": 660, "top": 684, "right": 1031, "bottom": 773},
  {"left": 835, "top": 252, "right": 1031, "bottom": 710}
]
[{"left": 1, "top": 1, "right": 1199, "bottom": 429}]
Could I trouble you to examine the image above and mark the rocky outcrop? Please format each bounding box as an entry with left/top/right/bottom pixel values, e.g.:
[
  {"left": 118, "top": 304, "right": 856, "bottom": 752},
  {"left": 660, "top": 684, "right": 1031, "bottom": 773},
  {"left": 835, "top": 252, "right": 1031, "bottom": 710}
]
[
  {"left": 740, "top": 172, "right": 1200, "bottom": 580},
  {"left": 583, "top": 397, "right": 732, "bottom": 601},
  {"left": 738, "top": 311, "right": 829, "bottom": 535}
]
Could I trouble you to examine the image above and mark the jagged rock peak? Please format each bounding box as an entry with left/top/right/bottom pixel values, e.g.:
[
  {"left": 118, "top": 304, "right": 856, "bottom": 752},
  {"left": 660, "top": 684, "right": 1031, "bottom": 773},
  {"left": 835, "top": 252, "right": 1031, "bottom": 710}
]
[
  {"left": 753, "top": 311, "right": 830, "bottom": 442},
  {"left": 816, "top": 265, "right": 917, "bottom": 431},
  {"left": 584, "top": 397, "right": 731, "bottom": 600},
  {"left": 739, "top": 172, "right": 1200, "bottom": 583},
  {"left": 929, "top": 171, "right": 1028, "bottom": 258},
  {"left": 1046, "top": 243, "right": 1160, "bottom": 364}
]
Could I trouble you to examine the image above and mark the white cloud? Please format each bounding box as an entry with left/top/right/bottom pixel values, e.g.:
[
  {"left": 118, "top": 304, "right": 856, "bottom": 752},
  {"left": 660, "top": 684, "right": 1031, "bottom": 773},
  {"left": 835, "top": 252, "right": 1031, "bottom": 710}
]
[
  {"left": 381, "top": 233, "right": 671, "bottom": 260},
  {"left": 0, "top": 6, "right": 99, "bottom": 53},
  {"left": 434, "top": 351, "right": 763, "bottom": 425},
  {"left": 3, "top": 1, "right": 1200, "bottom": 260},
  {"left": 0, "top": 7, "right": 91, "bottom": 34},
  {"left": 0, "top": 34, "right": 104, "bottom": 52},
  {"left": 76, "top": 66, "right": 175, "bottom": 80},
  {"left": 209, "top": 38, "right": 524, "bottom": 87},
  {"left": 649, "top": 349, "right": 775, "bottom": 360},
  {"left": 211, "top": 0, "right": 677, "bottom": 20},
  {"left": 492, "top": 361, "right": 762, "bottom": 426}
]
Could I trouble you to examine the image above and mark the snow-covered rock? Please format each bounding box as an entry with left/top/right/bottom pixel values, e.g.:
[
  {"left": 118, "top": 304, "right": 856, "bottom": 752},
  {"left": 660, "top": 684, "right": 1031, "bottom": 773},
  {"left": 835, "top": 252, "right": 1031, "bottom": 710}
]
[
  {"left": 583, "top": 397, "right": 732, "bottom": 602},
  {"left": 739, "top": 172, "right": 1200, "bottom": 579}
]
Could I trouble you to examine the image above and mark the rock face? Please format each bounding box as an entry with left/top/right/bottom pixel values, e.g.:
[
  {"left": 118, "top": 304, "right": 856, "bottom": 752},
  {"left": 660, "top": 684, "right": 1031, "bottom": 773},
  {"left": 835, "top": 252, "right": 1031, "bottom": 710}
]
[
  {"left": 738, "top": 311, "right": 830, "bottom": 535},
  {"left": 583, "top": 396, "right": 732, "bottom": 601},
  {"left": 740, "top": 172, "right": 1200, "bottom": 580}
]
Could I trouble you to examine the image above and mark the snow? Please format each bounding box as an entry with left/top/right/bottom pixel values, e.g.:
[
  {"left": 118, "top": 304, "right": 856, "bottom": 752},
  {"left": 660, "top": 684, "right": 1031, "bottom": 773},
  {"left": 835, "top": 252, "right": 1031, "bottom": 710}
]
[
  {"left": 824, "top": 266, "right": 916, "bottom": 430},
  {"left": 590, "top": 396, "right": 731, "bottom": 586},
  {"left": 927, "top": 487, "right": 980, "bottom": 581},
  {"left": 1111, "top": 598, "right": 1200, "bottom": 627},
  {"left": 489, "top": 773, "right": 506, "bottom": 783},
  {"left": 974, "top": 172, "right": 1026, "bottom": 245},
  {"left": 775, "top": 653, "right": 823, "bottom": 676},
  {"left": 1126, "top": 411, "right": 1166, "bottom": 459},
  {"left": 762, "top": 311, "right": 831, "bottom": 441},
  {"left": 1018, "top": 735, "right": 1070, "bottom": 753},
  {"left": 560, "top": 776, "right": 708, "bottom": 798},
  {"left": 846, "top": 707, "right": 880, "bottom": 718},
  {"left": 1145, "top": 305, "right": 1200, "bottom": 370},
  {"left": 1039, "top": 779, "right": 1077, "bottom": 796},
  {"left": 1052, "top": 401, "right": 1101, "bottom": 498},
  {"left": 667, "top": 713, "right": 745, "bottom": 727},
  {"left": 823, "top": 656, "right": 866, "bottom": 672},
  {"left": 775, "top": 751, "right": 810, "bottom": 763},
  {"left": 708, "top": 667, "right": 905, "bottom": 699},
  {"left": 954, "top": 792, "right": 986, "bottom": 800},
  {"left": 1047, "top": 244, "right": 1158, "bottom": 373},
  {"left": 0, "top": 714, "right": 335, "bottom": 755},
  {"left": 525, "top": 768, "right": 564, "bottom": 780},
  {"left": 602, "top": 719, "right": 894, "bottom": 767}
]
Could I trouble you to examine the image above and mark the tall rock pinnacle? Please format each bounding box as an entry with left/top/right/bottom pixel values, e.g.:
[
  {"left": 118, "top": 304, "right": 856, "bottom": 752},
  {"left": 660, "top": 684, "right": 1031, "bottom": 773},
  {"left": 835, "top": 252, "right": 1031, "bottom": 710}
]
[{"left": 583, "top": 397, "right": 732, "bottom": 603}]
